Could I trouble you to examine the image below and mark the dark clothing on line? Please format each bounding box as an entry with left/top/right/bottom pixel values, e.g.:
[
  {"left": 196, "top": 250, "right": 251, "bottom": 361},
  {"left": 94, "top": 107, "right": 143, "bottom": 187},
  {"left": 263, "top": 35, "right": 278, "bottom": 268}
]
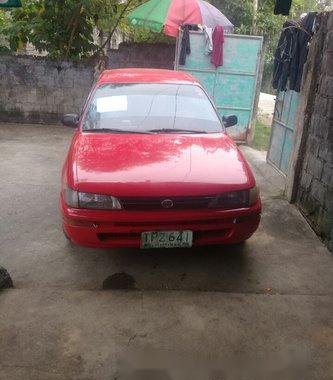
[
  {"left": 179, "top": 24, "right": 198, "bottom": 65},
  {"left": 272, "top": 12, "right": 316, "bottom": 92},
  {"left": 291, "top": 12, "right": 316, "bottom": 91},
  {"left": 272, "top": 20, "right": 298, "bottom": 91},
  {"left": 179, "top": 25, "right": 190, "bottom": 65},
  {"left": 274, "top": 0, "right": 292, "bottom": 16}
]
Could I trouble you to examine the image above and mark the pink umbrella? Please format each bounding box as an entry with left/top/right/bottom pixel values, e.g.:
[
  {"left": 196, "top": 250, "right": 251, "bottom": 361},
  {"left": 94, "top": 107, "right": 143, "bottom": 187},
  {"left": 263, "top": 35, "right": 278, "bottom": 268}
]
[{"left": 128, "top": 0, "right": 234, "bottom": 38}]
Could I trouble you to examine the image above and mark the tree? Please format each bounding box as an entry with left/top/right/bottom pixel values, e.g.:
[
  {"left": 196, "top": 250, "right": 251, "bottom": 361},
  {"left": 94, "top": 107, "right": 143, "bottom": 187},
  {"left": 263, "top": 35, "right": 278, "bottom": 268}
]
[
  {"left": 0, "top": 0, "right": 143, "bottom": 59},
  {"left": 1, "top": 0, "right": 97, "bottom": 58},
  {"left": 93, "top": 0, "right": 144, "bottom": 53}
]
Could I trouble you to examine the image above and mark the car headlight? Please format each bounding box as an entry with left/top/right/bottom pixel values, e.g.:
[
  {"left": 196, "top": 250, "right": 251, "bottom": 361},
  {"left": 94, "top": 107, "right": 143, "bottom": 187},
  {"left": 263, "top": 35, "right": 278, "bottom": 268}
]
[
  {"left": 249, "top": 185, "right": 260, "bottom": 206},
  {"left": 210, "top": 186, "right": 259, "bottom": 209},
  {"left": 63, "top": 188, "right": 122, "bottom": 210},
  {"left": 63, "top": 188, "right": 79, "bottom": 208}
]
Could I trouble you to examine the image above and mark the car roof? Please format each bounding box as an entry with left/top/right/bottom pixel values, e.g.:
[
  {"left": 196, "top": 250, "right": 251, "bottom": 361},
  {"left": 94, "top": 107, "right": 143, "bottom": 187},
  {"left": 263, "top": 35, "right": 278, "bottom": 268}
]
[{"left": 98, "top": 68, "right": 200, "bottom": 86}]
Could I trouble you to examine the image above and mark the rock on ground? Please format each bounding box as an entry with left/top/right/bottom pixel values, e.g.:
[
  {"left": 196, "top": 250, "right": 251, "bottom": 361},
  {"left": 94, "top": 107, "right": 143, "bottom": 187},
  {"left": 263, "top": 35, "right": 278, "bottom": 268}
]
[{"left": 0, "top": 266, "right": 13, "bottom": 289}]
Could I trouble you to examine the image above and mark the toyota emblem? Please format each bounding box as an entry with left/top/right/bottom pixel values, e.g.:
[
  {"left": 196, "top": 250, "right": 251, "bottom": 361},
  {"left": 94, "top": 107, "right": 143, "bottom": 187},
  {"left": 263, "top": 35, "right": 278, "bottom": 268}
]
[{"left": 161, "top": 199, "right": 174, "bottom": 209}]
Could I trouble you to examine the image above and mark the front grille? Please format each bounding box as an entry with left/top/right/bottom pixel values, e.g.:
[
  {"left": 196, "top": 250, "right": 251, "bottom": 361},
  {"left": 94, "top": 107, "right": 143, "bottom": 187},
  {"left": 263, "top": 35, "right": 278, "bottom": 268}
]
[
  {"left": 119, "top": 196, "right": 215, "bottom": 210},
  {"left": 114, "top": 218, "right": 234, "bottom": 228},
  {"left": 97, "top": 232, "right": 138, "bottom": 241}
]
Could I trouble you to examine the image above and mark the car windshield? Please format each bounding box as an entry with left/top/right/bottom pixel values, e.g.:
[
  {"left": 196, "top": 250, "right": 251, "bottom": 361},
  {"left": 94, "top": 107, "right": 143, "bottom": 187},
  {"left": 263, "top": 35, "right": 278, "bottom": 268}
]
[{"left": 82, "top": 83, "right": 223, "bottom": 133}]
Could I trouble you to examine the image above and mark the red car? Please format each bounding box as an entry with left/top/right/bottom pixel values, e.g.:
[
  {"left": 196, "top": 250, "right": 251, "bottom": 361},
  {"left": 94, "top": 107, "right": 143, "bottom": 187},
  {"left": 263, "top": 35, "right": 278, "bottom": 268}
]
[{"left": 60, "top": 68, "right": 261, "bottom": 249}]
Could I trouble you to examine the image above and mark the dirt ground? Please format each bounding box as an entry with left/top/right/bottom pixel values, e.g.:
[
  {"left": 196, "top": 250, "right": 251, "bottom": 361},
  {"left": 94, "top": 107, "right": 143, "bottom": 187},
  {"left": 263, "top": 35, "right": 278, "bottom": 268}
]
[{"left": 0, "top": 123, "right": 332, "bottom": 380}]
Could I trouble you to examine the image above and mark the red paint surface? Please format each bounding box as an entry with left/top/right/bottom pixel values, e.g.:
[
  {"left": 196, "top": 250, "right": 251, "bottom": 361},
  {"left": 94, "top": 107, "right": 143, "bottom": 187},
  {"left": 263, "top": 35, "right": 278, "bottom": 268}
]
[
  {"left": 72, "top": 133, "right": 254, "bottom": 196},
  {"left": 98, "top": 68, "right": 199, "bottom": 86},
  {"left": 61, "top": 195, "right": 261, "bottom": 248},
  {"left": 60, "top": 69, "right": 261, "bottom": 248}
]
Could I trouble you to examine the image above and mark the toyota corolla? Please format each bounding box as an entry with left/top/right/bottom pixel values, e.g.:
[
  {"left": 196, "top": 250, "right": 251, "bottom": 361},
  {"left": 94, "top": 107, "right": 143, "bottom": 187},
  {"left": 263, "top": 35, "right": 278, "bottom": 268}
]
[{"left": 60, "top": 68, "right": 261, "bottom": 249}]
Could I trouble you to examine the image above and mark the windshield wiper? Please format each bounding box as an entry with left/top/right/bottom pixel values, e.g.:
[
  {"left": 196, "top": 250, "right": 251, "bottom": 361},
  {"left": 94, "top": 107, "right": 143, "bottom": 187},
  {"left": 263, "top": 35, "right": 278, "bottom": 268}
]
[
  {"left": 83, "top": 128, "right": 152, "bottom": 134},
  {"left": 148, "top": 128, "right": 208, "bottom": 134}
]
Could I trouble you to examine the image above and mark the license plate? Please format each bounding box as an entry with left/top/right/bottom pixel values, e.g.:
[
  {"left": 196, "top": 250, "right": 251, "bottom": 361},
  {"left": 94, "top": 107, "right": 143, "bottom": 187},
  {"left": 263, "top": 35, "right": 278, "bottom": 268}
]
[{"left": 141, "top": 230, "right": 193, "bottom": 249}]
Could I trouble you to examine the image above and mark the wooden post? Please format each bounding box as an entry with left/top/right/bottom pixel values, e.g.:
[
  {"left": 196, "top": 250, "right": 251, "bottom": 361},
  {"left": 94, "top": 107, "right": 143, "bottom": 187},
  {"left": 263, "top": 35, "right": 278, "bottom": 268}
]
[{"left": 252, "top": 0, "right": 258, "bottom": 34}]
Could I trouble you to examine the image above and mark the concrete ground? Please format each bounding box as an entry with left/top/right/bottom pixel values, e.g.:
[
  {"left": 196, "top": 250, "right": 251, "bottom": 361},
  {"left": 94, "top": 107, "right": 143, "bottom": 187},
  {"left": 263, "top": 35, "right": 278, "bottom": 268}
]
[{"left": 0, "top": 123, "right": 332, "bottom": 380}]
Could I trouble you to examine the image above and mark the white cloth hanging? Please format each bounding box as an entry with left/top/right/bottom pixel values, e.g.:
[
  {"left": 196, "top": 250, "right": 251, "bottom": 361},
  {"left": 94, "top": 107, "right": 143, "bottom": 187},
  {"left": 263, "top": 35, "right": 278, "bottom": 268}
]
[{"left": 203, "top": 26, "right": 213, "bottom": 55}]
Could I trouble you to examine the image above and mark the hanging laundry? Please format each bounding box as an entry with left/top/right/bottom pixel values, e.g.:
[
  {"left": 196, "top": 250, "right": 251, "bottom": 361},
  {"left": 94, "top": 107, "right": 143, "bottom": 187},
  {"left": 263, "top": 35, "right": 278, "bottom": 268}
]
[
  {"left": 272, "top": 20, "right": 298, "bottom": 91},
  {"left": 272, "top": 12, "right": 316, "bottom": 92},
  {"left": 290, "top": 12, "right": 316, "bottom": 91},
  {"left": 179, "top": 24, "right": 199, "bottom": 65},
  {"left": 203, "top": 26, "right": 213, "bottom": 55},
  {"left": 211, "top": 26, "right": 224, "bottom": 68},
  {"left": 274, "top": 0, "right": 292, "bottom": 16},
  {"left": 179, "top": 25, "right": 190, "bottom": 65}
]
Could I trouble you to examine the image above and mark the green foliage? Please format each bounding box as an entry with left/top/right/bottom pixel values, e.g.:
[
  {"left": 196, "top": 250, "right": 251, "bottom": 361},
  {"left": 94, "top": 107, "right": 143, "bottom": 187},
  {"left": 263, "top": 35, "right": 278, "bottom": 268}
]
[
  {"left": 0, "top": 10, "right": 12, "bottom": 51},
  {"left": 211, "top": 0, "right": 253, "bottom": 34},
  {"left": 0, "top": 9, "right": 11, "bottom": 29},
  {"left": 1, "top": 0, "right": 100, "bottom": 59},
  {"left": 252, "top": 119, "right": 271, "bottom": 151},
  {"left": 2, "top": 0, "right": 41, "bottom": 52},
  {"left": 93, "top": 0, "right": 123, "bottom": 31},
  {"left": 0, "top": 0, "right": 143, "bottom": 59},
  {"left": 123, "top": 25, "right": 174, "bottom": 44}
]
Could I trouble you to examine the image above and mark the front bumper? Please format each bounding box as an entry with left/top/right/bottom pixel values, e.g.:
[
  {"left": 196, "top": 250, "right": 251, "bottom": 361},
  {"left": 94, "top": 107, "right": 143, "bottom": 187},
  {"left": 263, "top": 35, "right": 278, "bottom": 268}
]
[{"left": 60, "top": 195, "right": 261, "bottom": 248}]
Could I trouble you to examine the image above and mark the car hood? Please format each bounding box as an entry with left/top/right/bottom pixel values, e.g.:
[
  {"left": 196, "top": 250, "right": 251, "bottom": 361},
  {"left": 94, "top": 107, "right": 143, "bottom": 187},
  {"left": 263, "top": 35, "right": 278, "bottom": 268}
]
[{"left": 71, "top": 132, "right": 255, "bottom": 197}]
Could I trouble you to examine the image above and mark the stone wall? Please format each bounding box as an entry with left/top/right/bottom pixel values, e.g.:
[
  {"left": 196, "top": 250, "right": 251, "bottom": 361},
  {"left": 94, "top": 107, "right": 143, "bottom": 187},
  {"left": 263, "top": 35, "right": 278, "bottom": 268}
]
[
  {"left": 108, "top": 42, "right": 175, "bottom": 69},
  {"left": 294, "top": 13, "right": 333, "bottom": 251},
  {"left": 0, "top": 54, "right": 97, "bottom": 124}
]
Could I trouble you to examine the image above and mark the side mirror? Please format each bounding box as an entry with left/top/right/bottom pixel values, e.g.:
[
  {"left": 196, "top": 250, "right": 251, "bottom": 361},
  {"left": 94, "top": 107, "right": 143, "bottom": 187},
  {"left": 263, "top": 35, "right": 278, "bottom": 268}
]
[
  {"left": 222, "top": 115, "right": 238, "bottom": 128},
  {"left": 61, "top": 114, "right": 79, "bottom": 128}
]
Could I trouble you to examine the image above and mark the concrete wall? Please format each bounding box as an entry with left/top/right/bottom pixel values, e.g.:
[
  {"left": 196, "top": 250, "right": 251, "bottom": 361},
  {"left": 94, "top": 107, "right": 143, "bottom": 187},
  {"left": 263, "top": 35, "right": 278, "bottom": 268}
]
[
  {"left": 108, "top": 42, "right": 175, "bottom": 69},
  {"left": 0, "top": 43, "right": 175, "bottom": 124},
  {"left": 291, "top": 13, "right": 333, "bottom": 251},
  {"left": 0, "top": 54, "right": 96, "bottom": 124}
]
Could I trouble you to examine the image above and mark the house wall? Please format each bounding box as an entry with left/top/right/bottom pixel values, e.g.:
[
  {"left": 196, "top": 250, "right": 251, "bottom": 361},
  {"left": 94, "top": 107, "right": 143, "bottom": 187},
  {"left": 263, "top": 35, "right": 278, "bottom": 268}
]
[{"left": 289, "top": 12, "right": 333, "bottom": 251}]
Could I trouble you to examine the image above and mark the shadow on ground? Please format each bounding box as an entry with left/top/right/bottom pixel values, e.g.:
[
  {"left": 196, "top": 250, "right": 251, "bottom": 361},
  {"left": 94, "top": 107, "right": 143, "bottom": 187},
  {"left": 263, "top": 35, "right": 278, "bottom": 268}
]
[{"left": 72, "top": 243, "right": 251, "bottom": 292}]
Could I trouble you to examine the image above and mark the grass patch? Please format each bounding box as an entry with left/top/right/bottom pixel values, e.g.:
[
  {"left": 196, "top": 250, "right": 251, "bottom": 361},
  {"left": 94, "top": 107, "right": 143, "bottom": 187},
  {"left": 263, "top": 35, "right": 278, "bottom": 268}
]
[{"left": 251, "top": 120, "right": 271, "bottom": 151}]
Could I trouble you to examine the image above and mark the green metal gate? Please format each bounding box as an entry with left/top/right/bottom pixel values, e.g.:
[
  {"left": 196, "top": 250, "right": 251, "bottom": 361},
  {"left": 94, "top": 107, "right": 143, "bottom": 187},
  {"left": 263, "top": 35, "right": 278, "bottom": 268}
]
[
  {"left": 175, "top": 32, "right": 263, "bottom": 141},
  {"left": 267, "top": 90, "right": 300, "bottom": 175}
]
